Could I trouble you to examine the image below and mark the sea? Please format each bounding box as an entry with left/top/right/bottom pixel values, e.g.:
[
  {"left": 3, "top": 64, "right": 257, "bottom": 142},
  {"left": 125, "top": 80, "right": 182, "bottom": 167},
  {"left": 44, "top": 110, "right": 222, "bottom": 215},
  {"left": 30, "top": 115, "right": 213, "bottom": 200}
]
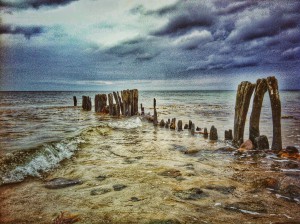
[
  {"left": 1, "top": 90, "right": 300, "bottom": 223},
  {"left": 0, "top": 90, "right": 299, "bottom": 185}
]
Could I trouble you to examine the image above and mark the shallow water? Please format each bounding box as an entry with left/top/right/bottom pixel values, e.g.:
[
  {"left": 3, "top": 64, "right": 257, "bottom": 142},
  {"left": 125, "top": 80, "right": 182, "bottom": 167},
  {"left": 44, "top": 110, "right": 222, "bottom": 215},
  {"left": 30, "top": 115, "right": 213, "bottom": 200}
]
[{"left": 0, "top": 91, "right": 299, "bottom": 223}]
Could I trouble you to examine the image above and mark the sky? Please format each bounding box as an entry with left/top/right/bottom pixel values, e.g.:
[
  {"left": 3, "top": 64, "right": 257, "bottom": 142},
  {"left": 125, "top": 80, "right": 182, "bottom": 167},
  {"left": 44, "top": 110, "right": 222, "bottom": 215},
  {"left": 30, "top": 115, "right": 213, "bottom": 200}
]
[{"left": 0, "top": 0, "right": 300, "bottom": 91}]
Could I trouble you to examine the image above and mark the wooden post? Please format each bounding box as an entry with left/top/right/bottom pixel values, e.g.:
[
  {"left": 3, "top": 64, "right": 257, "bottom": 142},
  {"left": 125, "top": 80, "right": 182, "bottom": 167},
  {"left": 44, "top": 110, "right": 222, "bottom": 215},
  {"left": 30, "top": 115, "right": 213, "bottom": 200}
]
[
  {"left": 267, "top": 76, "right": 282, "bottom": 151},
  {"left": 188, "top": 120, "right": 192, "bottom": 129},
  {"left": 160, "top": 119, "right": 165, "bottom": 127},
  {"left": 141, "top": 104, "right": 145, "bottom": 115},
  {"left": 170, "top": 118, "right": 176, "bottom": 130},
  {"left": 249, "top": 79, "right": 268, "bottom": 145},
  {"left": 122, "top": 90, "right": 130, "bottom": 116},
  {"left": 82, "top": 96, "right": 92, "bottom": 111},
  {"left": 191, "top": 123, "right": 195, "bottom": 135},
  {"left": 95, "top": 94, "right": 107, "bottom": 113},
  {"left": 233, "top": 81, "right": 255, "bottom": 146},
  {"left": 178, "top": 120, "right": 183, "bottom": 131},
  {"left": 113, "top": 92, "right": 121, "bottom": 117},
  {"left": 203, "top": 128, "right": 208, "bottom": 138},
  {"left": 153, "top": 98, "right": 158, "bottom": 125},
  {"left": 133, "top": 89, "right": 138, "bottom": 115},
  {"left": 225, "top": 129, "right": 233, "bottom": 140},
  {"left": 117, "top": 91, "right": 124, "bottom": 115},
  {"left": 108, "top": 93, "right": 114, "bottom": 115},
  {"left": 73, "top": 96, "right": 77, "bottom": 106},
  {"left": 209, "top": 125, "right": 218, "bottom": 140}
]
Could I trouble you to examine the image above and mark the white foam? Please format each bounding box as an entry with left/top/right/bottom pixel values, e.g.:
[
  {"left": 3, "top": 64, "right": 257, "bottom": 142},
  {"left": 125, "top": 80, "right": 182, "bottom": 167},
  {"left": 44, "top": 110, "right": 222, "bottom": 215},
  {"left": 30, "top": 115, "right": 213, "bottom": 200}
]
[
  {"left": 108, "top": 117, "right": 142, "bottom": 129},
  {"left": 1, "top": 138, "right": 84, "bottom": 184}
]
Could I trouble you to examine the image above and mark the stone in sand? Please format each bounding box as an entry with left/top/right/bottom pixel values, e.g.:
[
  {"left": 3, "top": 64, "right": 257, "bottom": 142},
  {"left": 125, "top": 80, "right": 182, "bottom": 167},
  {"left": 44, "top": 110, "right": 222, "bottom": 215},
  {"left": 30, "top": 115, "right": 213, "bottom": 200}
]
[
  {"left": 184, "top": 124, "right": 188, "bottom": 129},
  {"left": 159, "top": 169, "right": 181, "bottom": 178},
  {"left": 170, "top": 118, "right": 176, "bottom": 130},
  {"left": 44, "top": 178, "right": 82, "bottom": 189},
  {"left": 238, "top": 139, "right": 254, "bottom": 153},
  {"left": 196, "top": 126, "right": 201, "bottom": 131},
  {"left": 90, "top": 188, "right": 112, "bottom": 196},
  {"left": 174, "top": 188, "right": 207, "bottom": 200},
  {"left": 113, "top": 184, "right": 127, "bottom": 191}
]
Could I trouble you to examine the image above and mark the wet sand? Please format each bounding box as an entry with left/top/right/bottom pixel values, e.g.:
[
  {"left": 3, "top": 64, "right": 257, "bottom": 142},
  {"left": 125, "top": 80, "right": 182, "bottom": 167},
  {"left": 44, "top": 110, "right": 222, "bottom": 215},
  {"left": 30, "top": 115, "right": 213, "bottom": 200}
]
[{"left": 0, "top": 121, "right": 300, "bottom": 224}]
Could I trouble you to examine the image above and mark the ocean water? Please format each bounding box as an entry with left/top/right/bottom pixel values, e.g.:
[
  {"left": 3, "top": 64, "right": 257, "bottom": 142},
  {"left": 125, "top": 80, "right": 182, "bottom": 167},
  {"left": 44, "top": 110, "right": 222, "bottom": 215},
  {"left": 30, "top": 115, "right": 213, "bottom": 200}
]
[{"left": 0, "top": 90, "right": 299, "bottom": 185}]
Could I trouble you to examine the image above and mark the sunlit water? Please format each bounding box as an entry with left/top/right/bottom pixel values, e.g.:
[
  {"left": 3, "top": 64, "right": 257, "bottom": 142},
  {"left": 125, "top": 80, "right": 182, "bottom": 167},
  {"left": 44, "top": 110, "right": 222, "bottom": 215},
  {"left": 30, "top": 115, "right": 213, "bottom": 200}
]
[{"left": 0, "top": 91, "right": 299, "bottom": 184}]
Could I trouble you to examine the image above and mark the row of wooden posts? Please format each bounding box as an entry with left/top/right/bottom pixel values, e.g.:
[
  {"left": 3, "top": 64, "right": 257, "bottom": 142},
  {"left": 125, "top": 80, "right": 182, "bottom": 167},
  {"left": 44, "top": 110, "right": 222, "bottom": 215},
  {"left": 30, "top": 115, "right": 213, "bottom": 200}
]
[
  {"left": 73, "top": 89, "right": 139, "bottom": 116},
  {"left": 72, "top": 76, "right": 282, "bottom": 151},
  {"left": 144, "top": 76, "right": 282, "bottom": 150},
  {"left": 144, "top": 97, "right": 230, "bottom": 141}
]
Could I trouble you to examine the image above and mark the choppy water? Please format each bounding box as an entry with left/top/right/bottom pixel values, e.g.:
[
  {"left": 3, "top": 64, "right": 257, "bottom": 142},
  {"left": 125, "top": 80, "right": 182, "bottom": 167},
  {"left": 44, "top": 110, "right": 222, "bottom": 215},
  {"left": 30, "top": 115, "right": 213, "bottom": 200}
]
[{"left": 0, "top": 91, "right": 299, "bottom": 185}]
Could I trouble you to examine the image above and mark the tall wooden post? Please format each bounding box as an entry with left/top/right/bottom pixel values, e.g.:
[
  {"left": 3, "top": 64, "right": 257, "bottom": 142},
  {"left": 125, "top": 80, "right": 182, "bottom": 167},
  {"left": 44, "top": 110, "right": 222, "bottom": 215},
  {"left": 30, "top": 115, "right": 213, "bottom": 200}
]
[
  {"left": 113, "top": 92, "right": 121, "bottom": 117},
  {"left": 233, "top": 81, "right": 255, "bottom": 146},
  {"left": 153, "top": 98, "right": 158, "bottom": 125},
  {"left": 249, "top": 79, "right": 267, "bottom": 145},
  {"left": 82, "top": 96, "right": 92, "bottom": 111},
  {"left": 108, "top": 93, "right": 114, "bottom": 115},
  {"left": 267, "top": 76, "right": 282, "bottom": 151}
]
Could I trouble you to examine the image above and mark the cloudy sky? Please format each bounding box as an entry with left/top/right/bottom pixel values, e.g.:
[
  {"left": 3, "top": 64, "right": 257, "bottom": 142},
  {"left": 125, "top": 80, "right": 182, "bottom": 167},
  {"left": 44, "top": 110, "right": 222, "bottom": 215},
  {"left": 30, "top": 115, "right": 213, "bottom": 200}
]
[{"left": 1, "top": 0, "right": 300, "bottom": 90}]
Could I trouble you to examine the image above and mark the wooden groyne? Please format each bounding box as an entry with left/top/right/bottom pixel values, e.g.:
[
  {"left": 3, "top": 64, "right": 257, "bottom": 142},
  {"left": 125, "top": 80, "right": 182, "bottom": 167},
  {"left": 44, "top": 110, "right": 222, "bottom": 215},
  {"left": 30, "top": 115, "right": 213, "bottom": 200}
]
[
  {"left": 80, "top": 89, "right": 139, "bottom": 116},
  {"left": 74, "top": 76, "right": 287, "bottom": 152}
]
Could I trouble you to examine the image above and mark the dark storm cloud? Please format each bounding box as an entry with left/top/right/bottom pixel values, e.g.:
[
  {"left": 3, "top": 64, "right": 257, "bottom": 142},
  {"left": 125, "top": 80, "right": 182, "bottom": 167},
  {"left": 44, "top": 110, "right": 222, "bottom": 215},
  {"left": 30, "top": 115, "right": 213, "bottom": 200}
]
[
  {"left": 105, "top": 37, "right": 161, "bottom": 61},
  {"left": 152, "top": 2, "right": 215, "bottom": 36},
  {"left": 217, "top": 1, "right": 257, "bottom": 15},
  {"left": 0, "top": 0, "right": 78, "bottom": 10},
  {"left": 227, "top": 7, "right": 300, "bottom": 42},
  {"left": 0, "top": 24, "right": 44, "bottom": 39}
]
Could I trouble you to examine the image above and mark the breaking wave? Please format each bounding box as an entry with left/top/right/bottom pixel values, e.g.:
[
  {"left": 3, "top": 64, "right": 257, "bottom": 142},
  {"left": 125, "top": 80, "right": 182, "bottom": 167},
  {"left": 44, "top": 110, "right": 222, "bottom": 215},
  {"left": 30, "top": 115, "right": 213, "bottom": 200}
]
[
  {"left": 108, "top": 117, "right": 142, "bottom": 129},
  {"left": 1, "top": 137, "right": 84, "bottom": 185}
]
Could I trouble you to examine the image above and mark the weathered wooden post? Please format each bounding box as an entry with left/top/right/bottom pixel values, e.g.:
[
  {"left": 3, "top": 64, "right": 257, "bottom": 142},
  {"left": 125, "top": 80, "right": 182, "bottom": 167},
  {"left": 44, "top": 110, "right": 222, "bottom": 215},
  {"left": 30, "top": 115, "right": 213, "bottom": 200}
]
[
  {"left": 203, "top": 128, "right": 208, "bottom": 138},
  {"left": 178, "top": 120, "right": 183, "bottom": 131},
  {"left": 113, "top": 92, "right": 121, "bottom": 117},
  {"left": 233, "top": 81, "right": 255, "bottom": 146},
  {"left": 184, "top": 124, "right": 188, "bottom": 129},
  {"left": 170, "top": 118, "right": 176, "bottom": 130},
  {"left": 73, "top": 96, "right": 77, "bottom": 106},
  {"left": 249, "top": 78, "right": 267, "bottom": 145},
  {"left": 225, "top": 129, "right": 233, "bottom": 140},
  {"left": 108, "top": 93, "right": 114, "bottom": 115},
  {"left": 160, "top": 119, "right": 165, "bottom": 127},
  {"left": 82, "top": 96, "right": 92, "bottom": 111},
  {"left": 188, "top": 120, "right": 192, "bottom": 129},
  {"left": 95, "top": 94, "right": 107, "bottom": 113},
  {"left": 122, "top": 90, "right": 130, "bottom": 116},
  {"left": 153, "top": 98, "right": 158, "bottom": 125},
  {"left": 209, "top": 125, "right": 218, "bottom": 140},
  {"left": 267, "top": 76, "right": 282, "bottom": 151},
  {"left": 133, "top": 89, "right": 138, "bottom": 115},
  {"left": 117, "top": 92, "right": 124, "bottom": 115},
  {"left": 191, "top": 123, "right": 195, "bottom": 135},
  {"left": 141, "top": 104, "right": 145, "bottom": 115}
]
